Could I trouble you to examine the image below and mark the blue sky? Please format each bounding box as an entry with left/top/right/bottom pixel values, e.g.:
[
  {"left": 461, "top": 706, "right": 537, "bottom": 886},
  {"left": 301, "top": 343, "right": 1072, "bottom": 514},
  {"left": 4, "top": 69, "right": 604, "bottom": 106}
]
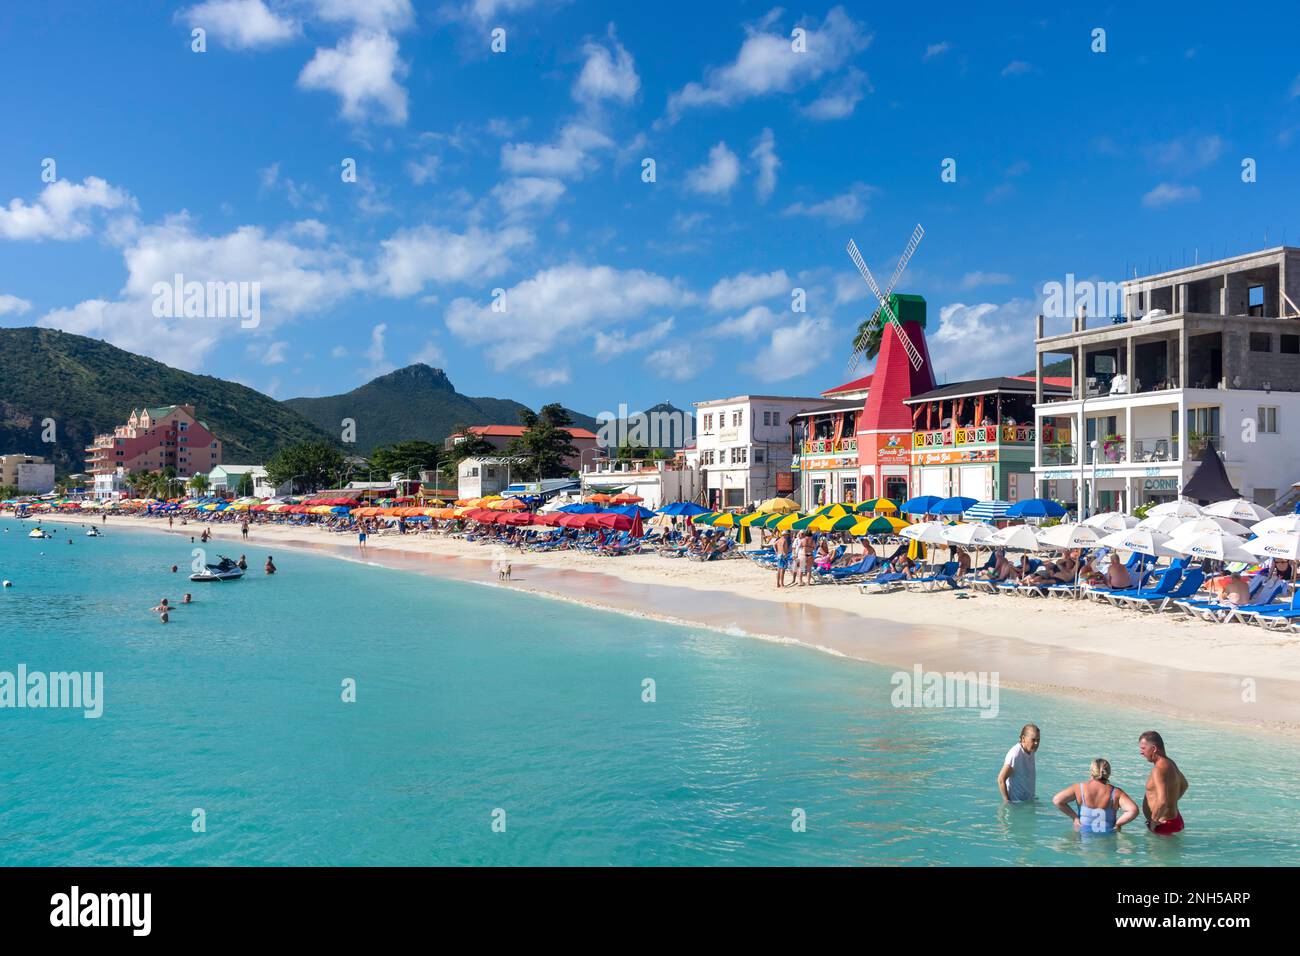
[{"left": 2, "top": 0, "right": 1299, "bottom": 418}]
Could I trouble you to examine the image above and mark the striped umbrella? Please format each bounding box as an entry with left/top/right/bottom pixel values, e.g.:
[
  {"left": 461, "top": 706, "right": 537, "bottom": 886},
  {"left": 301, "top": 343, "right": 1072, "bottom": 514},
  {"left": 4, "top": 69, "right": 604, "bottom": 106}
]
[
  {"left": 855, "top": 497, "right": 899, "bottom": 514},
  {"left": 965, "top": 499, "right": 1011, "bottom": 523},
  {"left": 810, "top": 513, "right": 860, "bottom": 532},
  {"left": 812, "top": 503, "right": 855, "bottom": 520},
  {"left": 849, "top": 515, "right": 910, "bottom": 536}
]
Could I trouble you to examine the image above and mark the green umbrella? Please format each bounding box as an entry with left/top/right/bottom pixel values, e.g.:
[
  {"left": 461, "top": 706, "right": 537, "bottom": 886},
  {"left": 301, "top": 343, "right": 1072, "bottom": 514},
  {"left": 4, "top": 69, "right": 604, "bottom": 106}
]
[
  {"left": 813, "top": 503, "right": 855, "bottom": 519},
  {"left": 856, "top": 498, "right": 900, "bottom": 514}
]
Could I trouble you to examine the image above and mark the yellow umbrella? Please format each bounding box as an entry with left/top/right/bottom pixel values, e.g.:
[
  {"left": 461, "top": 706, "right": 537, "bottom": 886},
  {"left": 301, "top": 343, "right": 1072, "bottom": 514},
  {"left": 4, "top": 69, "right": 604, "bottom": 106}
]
[
  {"left": 773, "top": 512, "right": 805, "bottom": 531},
  {"left": 848, "top": 515, "right": 911, "bottom": 536},
  {"left": 813, "top": 503, "right": 854, "bottom": 520},
  {"left": 757, "top": 497, "right": 800, "bottom": 514},
  {"left": 738, "top": 512, "right": 771, "bottom": 527}
]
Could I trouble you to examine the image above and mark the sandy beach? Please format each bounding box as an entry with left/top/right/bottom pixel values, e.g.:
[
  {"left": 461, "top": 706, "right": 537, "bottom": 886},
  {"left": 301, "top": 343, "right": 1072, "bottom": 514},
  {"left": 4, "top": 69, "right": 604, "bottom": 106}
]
[{"left": 27, "top": 512, "right": 1300, "bottom": 735}]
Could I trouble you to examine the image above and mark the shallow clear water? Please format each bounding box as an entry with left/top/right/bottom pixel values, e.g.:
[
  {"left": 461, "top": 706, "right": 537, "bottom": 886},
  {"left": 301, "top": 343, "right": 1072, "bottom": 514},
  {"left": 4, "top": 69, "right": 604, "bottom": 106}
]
[{"left": 0, "top": 516, "right": 1296, "bottom": 866}]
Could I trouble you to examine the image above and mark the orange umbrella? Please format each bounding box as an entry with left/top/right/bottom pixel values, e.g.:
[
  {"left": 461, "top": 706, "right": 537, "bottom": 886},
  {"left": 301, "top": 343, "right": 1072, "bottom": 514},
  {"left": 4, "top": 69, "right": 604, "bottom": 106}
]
[
  {"left": 610, "top": 492, "right": 643, "bottom": 504},
  {"left": 585, "top": 493, "right": 613, "bottom": 503},
  {"left": 489, "top": 498, "right": 527, "bottom": 511}
]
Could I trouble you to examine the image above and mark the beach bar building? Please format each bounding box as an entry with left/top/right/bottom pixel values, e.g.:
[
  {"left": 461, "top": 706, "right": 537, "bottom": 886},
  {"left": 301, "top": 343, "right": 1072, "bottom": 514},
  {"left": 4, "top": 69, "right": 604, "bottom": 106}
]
[
  {"left": 789, "top": 376, "right": 871, "bottom": 508},
  {"left": 904, "top": 376, "right": 1071, "bottom": 502},
  {"left": 1032, "top": 247, "right": 1300, "bottom": 512}
]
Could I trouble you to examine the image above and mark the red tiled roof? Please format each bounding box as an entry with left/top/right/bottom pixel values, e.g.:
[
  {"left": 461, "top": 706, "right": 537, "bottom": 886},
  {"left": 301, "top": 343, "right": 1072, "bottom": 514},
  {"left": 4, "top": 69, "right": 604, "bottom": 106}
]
[
  {"left": 465, "top": 425, "right": 598, "bottom": 439},
  {"left": 822, "top": 373, "right": 872, "bottom": 396},
  {"left": 1009, "top": 375, "right": 1072, "bottom": 389}
]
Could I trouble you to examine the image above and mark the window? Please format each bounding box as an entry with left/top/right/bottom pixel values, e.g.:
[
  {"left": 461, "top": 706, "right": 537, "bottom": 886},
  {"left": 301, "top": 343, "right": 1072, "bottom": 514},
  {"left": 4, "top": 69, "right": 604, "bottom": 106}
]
[
  {"left": 1250, "top": 332, "right": 1272, "bottom": 352},
  {"left": 1249, "top": 285, "right": 1265, "bottom": 316},
  {"left": 1283, "top": 335, "right": 1300, "bottom": 354},
  {"left": 753, "top": 448, "right": 766, "bottom": 464},
  {"left": 703, "top": 413, "right": 713, "bottom": 431},
  {"left": 731, "top": 447, "right": 748, "bottom": 464},
  {"left": 1258, "top": 406, "right": 1278, "bottom": 434},
  {"left": 732, "top": 410, "right": 742, "bottom": 427}
]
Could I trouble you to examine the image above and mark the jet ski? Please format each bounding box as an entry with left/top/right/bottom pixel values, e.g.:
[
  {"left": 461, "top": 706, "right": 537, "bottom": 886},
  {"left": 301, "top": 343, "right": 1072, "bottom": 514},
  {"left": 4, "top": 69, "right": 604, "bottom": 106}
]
[
  {"left": 189, "top": 556, "right": 245, "bottom": 582},
  {"left": 28, "top": 528, "right": 51, "bottom": 539},
  {"left": 86, "top": 527, "right": 102, "bottom": 537}
]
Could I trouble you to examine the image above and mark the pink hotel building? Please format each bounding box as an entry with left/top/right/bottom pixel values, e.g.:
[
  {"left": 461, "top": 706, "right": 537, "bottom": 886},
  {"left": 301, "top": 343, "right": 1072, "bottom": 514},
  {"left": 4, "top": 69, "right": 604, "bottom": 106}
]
[{"left": 85, "top": 404, "right": 222, "bottom": 483}]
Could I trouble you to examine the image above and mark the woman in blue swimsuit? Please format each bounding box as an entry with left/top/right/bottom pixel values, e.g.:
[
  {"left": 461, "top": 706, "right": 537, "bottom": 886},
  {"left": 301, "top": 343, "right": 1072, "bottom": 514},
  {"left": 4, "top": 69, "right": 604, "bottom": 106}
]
[{"left": 1052, "top": 758, "right": 1141, "bottom": 833}]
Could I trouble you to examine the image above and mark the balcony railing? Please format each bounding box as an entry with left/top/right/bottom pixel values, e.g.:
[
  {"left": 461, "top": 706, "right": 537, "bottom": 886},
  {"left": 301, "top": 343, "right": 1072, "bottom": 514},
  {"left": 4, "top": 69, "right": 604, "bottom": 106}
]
[
  {"left": 913, "top": 424, "right": 1064, "bottom": 449},
  {"left": 1040, "top": 445, "right": 1077, "bottom": 466},
  {"left": 800, "top": 438, "right": 857, "bottom": 455}
]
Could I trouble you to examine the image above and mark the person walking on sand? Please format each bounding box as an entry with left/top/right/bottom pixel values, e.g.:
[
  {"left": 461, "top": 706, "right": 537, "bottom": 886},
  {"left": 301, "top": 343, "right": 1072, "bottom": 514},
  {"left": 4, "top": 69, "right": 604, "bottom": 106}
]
[
  {"left": 1052, "top": 758, "right": 1140, "bottom": 833},
  {"left": 998, "top": 723, "right": 1040, "bottom": 803},
  {"left": 774, "top": 531, "right": 791, "bottom": 589},
  {"left": 358, "top": 524, "right": 368, "bottom": 553},
  {"left": 1140, "top": 731, "right": 1188, "bottom": 835},
  {"left": 241, "top": 520, "right": 249, "bottom": 541}
]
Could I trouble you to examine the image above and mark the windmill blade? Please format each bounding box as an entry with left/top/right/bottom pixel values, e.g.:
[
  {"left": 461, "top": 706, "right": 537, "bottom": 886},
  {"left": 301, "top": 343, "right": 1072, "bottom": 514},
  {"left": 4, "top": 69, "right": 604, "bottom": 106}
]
[
  {"left": 846, "top": 240, "right": 900, "bottom": 325},
  {"left": 880, "top": 224, "right": 925, "bottom": 304},
  {"left": 888, "top": 318, "right": 925, "bottom": 370}
]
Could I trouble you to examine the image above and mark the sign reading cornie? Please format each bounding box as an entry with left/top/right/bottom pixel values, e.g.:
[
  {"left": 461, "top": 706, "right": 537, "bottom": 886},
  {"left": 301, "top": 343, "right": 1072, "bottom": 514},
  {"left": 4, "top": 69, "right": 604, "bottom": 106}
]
[{"left": 1142, "top": 478, "right": 1179, "bottom": 491}]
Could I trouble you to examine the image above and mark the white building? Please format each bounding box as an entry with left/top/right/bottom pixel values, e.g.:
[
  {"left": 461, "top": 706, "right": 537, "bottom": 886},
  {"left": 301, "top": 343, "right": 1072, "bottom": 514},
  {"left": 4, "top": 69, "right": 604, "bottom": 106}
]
[
  {"left": 693, "top": 394, "right": 822, "bottom": 509},
  {"left": 208, "top": 464, "right": 289, "bottom": 499},
  {"left": 1032, "top": 247, "right": 1300, "bottom": 511},
  {"left": 579, "top": 458, "right": 699, "bottom": 510},
  {"left": 93, "top": 467, "right": 127, "bottom": 500},
  {"left": 0, "top": 454, "right": 55, "bottom": 493},
  {"left": 457, "top": 456, "right": 529, "bottom": 500}
]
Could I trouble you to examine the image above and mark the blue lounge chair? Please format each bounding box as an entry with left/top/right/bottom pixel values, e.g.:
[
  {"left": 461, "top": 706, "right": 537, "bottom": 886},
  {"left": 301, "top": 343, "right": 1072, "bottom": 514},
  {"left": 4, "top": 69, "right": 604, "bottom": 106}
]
[
  {"left": 1174, "top": 577, "right": 1283, "bottom": 622},
  {"left": 1098, "top": 566, "right": 1181, "bottom": 605},
  {"left": 1110, "top": 569, "right": 1205, "bottom": 612},
  {"left": 825, "top": 553, "right": 880, "bottom": 582},
  {"left": 905, "top": 561, "right": 960, "bottom": 591}
]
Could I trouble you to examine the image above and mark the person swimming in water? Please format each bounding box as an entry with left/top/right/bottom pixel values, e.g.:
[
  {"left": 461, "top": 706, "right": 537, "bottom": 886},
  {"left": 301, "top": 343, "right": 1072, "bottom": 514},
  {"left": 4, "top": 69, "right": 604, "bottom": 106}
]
[
  {"left": 265, "top": 556, "right": 277, "bottom": 574},
  {"left": 1051, "top": 758, "right": 1140, "bottom": 833},
  {"left": 182, "top": 593, "right": 192, "bottom": 604},
  {"left": 998, "top": 723, "right": 1040, "bottom": 803},
  {"left": 150, "top": 598, "right": 171, "bottom": 623},
  {"left": 237, "top": 555, "right": 248, "bottom": 570},
  {"left": 1140, "top": 730, "right": 1188, "bottom": 835}
]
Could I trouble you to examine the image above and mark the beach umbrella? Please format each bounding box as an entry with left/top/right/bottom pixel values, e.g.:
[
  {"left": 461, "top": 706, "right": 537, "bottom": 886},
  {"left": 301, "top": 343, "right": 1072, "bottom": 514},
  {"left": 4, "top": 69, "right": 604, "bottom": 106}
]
[
  {"left": 1147, "top": 499, "right": 1202, "bottom": 519},
  {"left": 658, "top": 501, "right": 708, "bottom": 517},
  {"left": 489, "top": 498, "right": 528, "bottom": 511},
  {"left": 558, "top": 503, "right": 601, "bottom": 513},
  {"left": 610, "top": 492, "right": 644, "bottom": 504},
  {"left": 585, "top": 493, "right": 614, "bottom": 504},
  {"left": 1168, "top": 516, "right": 1252, "bottom": 538},
  {"left": 849, "top": 515, "right": 910, "bottom": 536},
  {"left": 772, "top": 512, "right": 806, "bottom": 531},
  {"left": 901, "top": 522, "right": 949, "bottom": 545},
  {"left": 1203, "top": 498, "right": 1274, "bottom": 523},
  {"left": 812, "top": 503, "right": 855, "bottom": 520},
  {"left": 496, "top": 512, "right": 532, "bottom": 526},
  {"left": 964, "top": 500, "right": 1011, "bottom": 523},
  {"left": 1005, "top": 498, "right": 1067, "bottom": 519},
  {"left": 691, "top": 512, "right": 718, "bottom": 524},
  {"left": 707, "top": 512, "right": 750, "bottom": 528},
  {"left": 787, "top": 514, "right": 821, "bottom": 530},
  {"left": 988, "top": 524, "right": 1041, "bottom": 551},
  {"left": 608, "top": 504, "right": 654, "bottom": 519},
  {"left": 900, "top": 495, "right": 941, "bottom": 516},
  {"left": 1083, "top": 511, "right": 1139, "bottom": 533},
  {"left": 1171, "top": 530, "right": 1256, "bottom": 563},
  {"left": 1135, "top": 513, "right": 1185, "bottom": 534},
  {"left": 929, "top": 496, "right": 978, "bottom": 517},
  {"left": 1244, "top": 531, "right": 1300, "bottom": 562},
  {"left": 941, "top": 522, "right": 996, "bottom": 548},
  {"left": 809, "top": 513, "right": 860, "bottom": 532},
  {"left": 1251, "top": 513, "right": 1300, "bottom": 536},
  {"left": 738, "top": 511, "right": 772, "bottom": 527},
  {"left": 1035, "top": 522, "right": 1102, "bottom": 550},
  {"left": 855, "top": 497, "right": 899, "bottom": 514},
  {"left": 1098, "top": 528, "right": 1181, "bottom": 559},
  {"left": 756, "top": 497, "right": 800, "bottom": 514}
]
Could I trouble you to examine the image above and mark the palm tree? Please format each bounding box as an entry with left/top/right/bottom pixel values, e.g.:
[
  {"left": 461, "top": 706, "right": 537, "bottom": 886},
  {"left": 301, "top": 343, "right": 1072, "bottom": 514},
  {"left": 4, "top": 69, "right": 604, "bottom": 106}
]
[
  {"left": 188, "top": 473, "right": 210, "bottom": 495},
  {"left": 850, "top": 315, "right": 884, "bottom": 363}
]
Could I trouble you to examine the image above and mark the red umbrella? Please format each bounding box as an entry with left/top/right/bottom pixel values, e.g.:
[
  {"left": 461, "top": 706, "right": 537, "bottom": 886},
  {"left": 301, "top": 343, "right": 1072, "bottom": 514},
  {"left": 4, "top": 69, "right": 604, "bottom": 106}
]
[
  {"left": 611, "top": 492, "right": 643, "bottom": 504},
  {"left": 497, "top": 512, "right": 531, "bottom": 525},
  {"left": 591, "top": 513, "right": 633, "bottom": 531},
  {"left": 558, "top": 513, "right": 590, "bottom": 528}
]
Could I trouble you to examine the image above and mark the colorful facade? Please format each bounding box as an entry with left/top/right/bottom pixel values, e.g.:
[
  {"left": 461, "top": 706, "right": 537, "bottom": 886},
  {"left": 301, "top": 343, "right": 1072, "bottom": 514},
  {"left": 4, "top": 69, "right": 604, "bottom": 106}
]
[
  {"left": 84, "top": 404, "right": 222, "bottom": 479},
  {"left": 789, "top": 375, "right": 870, "bottom": 508}
]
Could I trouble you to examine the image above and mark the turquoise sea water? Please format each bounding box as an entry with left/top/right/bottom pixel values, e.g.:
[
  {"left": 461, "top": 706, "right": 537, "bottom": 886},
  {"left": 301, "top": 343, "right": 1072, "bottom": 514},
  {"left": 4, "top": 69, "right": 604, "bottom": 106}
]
[{"left": 0, "top": 516, "right": 1297, "bottom": 866}]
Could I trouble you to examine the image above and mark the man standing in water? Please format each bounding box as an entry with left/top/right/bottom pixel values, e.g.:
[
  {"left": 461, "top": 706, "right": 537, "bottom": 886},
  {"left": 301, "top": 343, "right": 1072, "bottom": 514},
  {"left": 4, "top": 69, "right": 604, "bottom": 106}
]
[
  {"left": 998, "top": 723, "right": 1040, "bottom": 802},
  {"left": 1140, "top": 730, "right": 1188, "bottom": 835}
]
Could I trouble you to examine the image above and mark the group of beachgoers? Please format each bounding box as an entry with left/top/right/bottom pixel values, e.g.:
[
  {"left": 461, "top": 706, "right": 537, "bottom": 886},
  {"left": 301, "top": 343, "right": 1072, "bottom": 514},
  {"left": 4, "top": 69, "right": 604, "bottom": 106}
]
[{"left": 999, "top": 724, "right": 1188, "bottom": 836}]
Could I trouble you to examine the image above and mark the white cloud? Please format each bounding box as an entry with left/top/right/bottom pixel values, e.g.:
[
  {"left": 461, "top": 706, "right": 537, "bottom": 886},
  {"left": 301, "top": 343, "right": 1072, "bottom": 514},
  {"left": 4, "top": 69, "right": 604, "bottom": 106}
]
[
  {"left": 500, "top": 123, "right": 612, "bottom": 178},
  {"left": 364, "top": 322, "right": 387, "bottom": 363},
  {"left": 0, "top": 177, "right": 135, "bottom": 241},
  {"left": 491, "top": 177, "right": 566, "bottom": 216},
  {"left": 445, "top": 264, "right": 687, "bottom": 370},
  {"left": 308, "top": 0, "right": 414, "bottom": 31},
  {"left": 412, "top": 341, "right": 446, "bottom": 366},
  {"left": 259, "top": 163, "right": 327, "bottom": 212},
  {"left": 405, "top": 153, "right": 440, "bottom": 184},
  {"left": 754, "top": 317, "right": 832, "bottom": 381},
  {"left": 927, "top": 299, "right": 1038, "bottom": 380},
  {"left": 593, "top": 317, "right": 674, "bottom": 359},
  {"left": 923, "top": 41, "right": 951, "bottom": 61},
  {"left": 454, "top": 0, "right": 549, "bottom": 23},
  {"left": 708, "top": 270, "right": 789, "bottom": 311},
  {"left": 256, "top": 340, "right": 290, "bottom": 364},
  {"left": 644, "top": 343, "right": 705, "bottom": 381},
  {"left": 666, "top": 6, "right": 870, "bottom": 120},
  {"left": 39, "top": 298, "right": 221, "bottom": 372},
  {"left": 0, "top": 293, "right": 33, "bottom": 315},
  {"left": 374, "top": 224, "right": 533, "bottom": 296},
  {"left": 783, "top": 182, "right": 874, "bottom": 223},
  {"left": 750, "top": 128, "right": 779, "bottom": 202},
  {"left": 298, "top": 30, "right": 409, "bottom": 124},
  {"left": 573, "top": 33, "right": 640, "bottom": 105},
  {"left": 1144, "top": 135, "right": 1223, "bottom": 172},
  {"left": 710, "top": 304, "right": 780, "bottom": 340},
  {"left": 960, "top": 271, "right": 1013, "bottom": 290},
  {"left": 1292, "top": 74, "right": 1300, "bottom": 98},
  {"left": 686, "top": 142, "right": 741, "bottom": 195},
  {"left": 1142, "top": 182, "right": 1200, "bottom": 208},
  {"left": 1001, "top": 61, "right": 1032, "bottom": 76},
  {"left": 802, "top": 66, "right": 868, "bottom": 120},
  {"left": 181, "top": 0, "right": 298, "bottom": 49}
]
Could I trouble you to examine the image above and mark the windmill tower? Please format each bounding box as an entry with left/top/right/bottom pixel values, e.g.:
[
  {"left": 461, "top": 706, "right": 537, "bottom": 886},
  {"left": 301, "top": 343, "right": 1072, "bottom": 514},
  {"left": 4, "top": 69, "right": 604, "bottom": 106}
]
[{"left": 844, "top": 226, "right": 937, "bottom": 502}]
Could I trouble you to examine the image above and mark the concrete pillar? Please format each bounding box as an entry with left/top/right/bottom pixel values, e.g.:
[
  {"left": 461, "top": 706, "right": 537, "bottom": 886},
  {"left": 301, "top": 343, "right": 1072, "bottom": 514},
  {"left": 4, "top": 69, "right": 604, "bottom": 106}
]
[
  {"left": 1127, "top": 336, "right": 1135, "bottom": 389},
  {"left": 1178, "top": 326, "right": 1188, "bottom": 390},
  {"left": 1124, "top": 404, "right": 1133, "bottom": 464},
  {"left": 1177, "top": 282, "right": 1188, "bottom": 313},
  {"left": 1035, "top": 350, "right": 1043, "bottom": 406}
]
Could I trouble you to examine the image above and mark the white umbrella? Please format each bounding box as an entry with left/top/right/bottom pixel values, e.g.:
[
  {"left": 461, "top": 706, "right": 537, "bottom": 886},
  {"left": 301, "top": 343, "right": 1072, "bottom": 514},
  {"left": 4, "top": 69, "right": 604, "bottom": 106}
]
[
  {"left": 1098, "top": 528, "right": 1181, "bottom": 558},
  {"left": 1203, "top": 498, "right": 1274, "bottom": 523},
  {"left": 1083, "top": 511, "right": 1139, "bottom": 533},
  {"left": 1036, "top": 522, "right": 1103, "bottom": 550},
  {"left": 1168, "top": 516, "right": 1253, "bottom": 538},
  {"left": 1148, "top": 499, "right": 1203, "bottom": 519},
  {"left": 1244, "top": 532, "right": 1300, "bottom": 562},
  {"left": 941, "top": 522, "right": 996, "bottom": 548},
  {"left": 1252, "top": 513, "right": 1300, "bottom": 536},
  {"left": 988, "top": 524, "right": 1041, "bottom": 551},
  {"left": 1135, "top": 513, "right": 1185, "bottom": 534},
  {"left": 1171, "top": 531, "right": 1256, "bottom": 563},
  {"left": 901, "top": 522, "right": 950, "bottom": 545}
]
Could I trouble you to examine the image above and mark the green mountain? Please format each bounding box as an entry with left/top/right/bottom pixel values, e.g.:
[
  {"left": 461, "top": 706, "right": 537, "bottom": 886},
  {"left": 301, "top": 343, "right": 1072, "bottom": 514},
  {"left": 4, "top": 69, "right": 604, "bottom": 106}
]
[
  {"left": 284, "top": 364, "right": 600, "bottom": 453},
  {"left": 0, "top": 327, "right": 335, "bottom": 474},
  {"left": 1023, "top": 357, "right": 1074, "bottom": 378}
]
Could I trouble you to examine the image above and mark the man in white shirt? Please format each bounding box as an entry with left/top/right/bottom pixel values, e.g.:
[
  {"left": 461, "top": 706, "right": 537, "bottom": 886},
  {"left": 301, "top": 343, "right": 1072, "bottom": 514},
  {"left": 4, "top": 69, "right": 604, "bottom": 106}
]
[{"left": 998, "top": 723, "right": 1040, "bottom": 802}]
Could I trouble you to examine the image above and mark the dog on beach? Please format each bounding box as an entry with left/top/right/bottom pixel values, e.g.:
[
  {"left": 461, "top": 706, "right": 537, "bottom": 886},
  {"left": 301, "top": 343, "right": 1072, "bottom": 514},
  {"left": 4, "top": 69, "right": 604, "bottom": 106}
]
[{"left": 498, "top": 562, "right": 512, "bottom": 581}]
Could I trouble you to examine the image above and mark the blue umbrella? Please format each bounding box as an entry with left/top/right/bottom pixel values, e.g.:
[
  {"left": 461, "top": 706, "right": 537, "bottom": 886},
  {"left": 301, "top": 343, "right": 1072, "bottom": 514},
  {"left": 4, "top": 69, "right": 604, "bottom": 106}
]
[
  {"left": 900, "top": 495, "right": 942, "bottom": 515},
  {"left": 658, "top": 501, "right": 709, "bottom": 516},
  {"left": 558, "top": 503, "right": 601, "bottom": 513},
  {"left": 965, "top": 499, "right": 1011, "bottom": 523},
  {"left": 928, "top": 496, "right": 978, "bottom": 516},
  {"left": 1006, "top": 498, "right": 1066, "bottom": 519},
  {"left": 609, "top": 504, "right": 655, "bottom": 518}
]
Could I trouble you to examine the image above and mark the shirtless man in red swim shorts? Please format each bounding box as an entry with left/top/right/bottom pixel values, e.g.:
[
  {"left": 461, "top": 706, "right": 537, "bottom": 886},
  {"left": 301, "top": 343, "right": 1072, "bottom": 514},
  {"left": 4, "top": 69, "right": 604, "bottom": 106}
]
[{"left": 1140, "top": 730, "right": 1188, "bottom": 835}]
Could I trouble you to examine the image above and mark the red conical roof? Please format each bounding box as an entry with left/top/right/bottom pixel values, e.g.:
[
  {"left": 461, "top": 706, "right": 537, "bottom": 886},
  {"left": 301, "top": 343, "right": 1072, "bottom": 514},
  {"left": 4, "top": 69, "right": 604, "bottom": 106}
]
[{"left": 860, "top": 321, "right": 936, "bottom": 431}]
